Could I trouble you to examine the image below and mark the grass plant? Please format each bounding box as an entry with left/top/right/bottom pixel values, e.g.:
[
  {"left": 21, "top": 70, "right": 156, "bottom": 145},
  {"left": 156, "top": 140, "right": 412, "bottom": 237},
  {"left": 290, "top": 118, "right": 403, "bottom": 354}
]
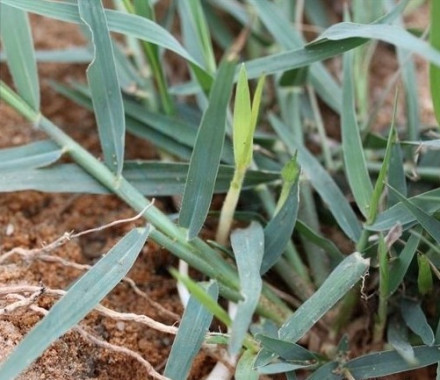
[{"left": 1, "top": 0, "right": 440, "bottom": 378}]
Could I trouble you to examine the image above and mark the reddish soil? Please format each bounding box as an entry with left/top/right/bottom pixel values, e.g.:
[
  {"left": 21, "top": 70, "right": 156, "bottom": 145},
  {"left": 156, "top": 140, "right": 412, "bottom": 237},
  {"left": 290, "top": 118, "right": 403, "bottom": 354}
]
[{"left": 0, "top": 3, "right": 436, "bottom": 380}]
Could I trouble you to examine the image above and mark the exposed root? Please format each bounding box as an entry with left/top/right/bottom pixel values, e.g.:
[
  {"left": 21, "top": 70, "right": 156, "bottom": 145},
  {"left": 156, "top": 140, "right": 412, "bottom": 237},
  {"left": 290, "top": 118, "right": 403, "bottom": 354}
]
[
  {"left": 5, "top": 294, "right": 169, "bottom": 380},
  {"left": 0, "top": 285, "right": 178, "bottom": 335}
]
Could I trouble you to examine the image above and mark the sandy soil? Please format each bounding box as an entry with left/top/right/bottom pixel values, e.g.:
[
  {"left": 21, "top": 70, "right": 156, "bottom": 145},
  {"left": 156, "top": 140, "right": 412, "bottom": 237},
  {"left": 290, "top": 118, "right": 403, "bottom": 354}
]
[{"left": 0, "top": 2, "right": 437, "bottom": 380}]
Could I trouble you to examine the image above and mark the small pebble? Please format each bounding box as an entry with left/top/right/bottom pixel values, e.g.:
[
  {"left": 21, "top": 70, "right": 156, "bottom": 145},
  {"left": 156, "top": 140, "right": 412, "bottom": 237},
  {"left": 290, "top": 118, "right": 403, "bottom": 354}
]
[
  {"left": 116, "top": 321, "right": 125, "bottom": 331},
  {"left": 5, "top": 224, "right": 14, "bottom": 236}
]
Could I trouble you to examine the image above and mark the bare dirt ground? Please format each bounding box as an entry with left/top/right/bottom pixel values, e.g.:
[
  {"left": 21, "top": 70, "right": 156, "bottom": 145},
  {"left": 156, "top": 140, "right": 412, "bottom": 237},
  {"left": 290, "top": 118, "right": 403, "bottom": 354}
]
[{"left": 0, "top": 3, "right": 436, "bottom": 380}]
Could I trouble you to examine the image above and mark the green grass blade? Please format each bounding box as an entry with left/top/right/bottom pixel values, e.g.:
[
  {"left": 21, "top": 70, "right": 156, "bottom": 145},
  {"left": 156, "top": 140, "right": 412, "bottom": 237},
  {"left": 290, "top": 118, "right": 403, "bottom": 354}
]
[
  {"left": 279, "top": 252, "right": 370, "bottom": 342},
  {"left": 261, "top": 158, "right": 300, "bottom": 275},
  {"left": 401, "top": 299, "right": 435, "bottom": 346},
  {"left": 388, "top": 231, "right": 421, "bottom": 295},
  {"left": 0, "top": 4, "right": 39, "bottom": 110},
  {"left": 177, "top": 0, "right": 216, "bottom": 74},
  {"left": 344, "top": 345, "right": 440, "bottom": 378},
  {"left": 235, "top": 349, "right": 259, "bottom": 380},
  {"left": 387, "top": 185, "right": 440, "bottom": 244},
  {"left": 164, "top": 281, "right": 218, "bottom": 380},
  {"left": 0, "top": 162, "right": 279, "bottom": 195},
  {"left": 341, "top": 49, "right": 373, "bottom": 217},
  {"left": 388, "top": 140, "right": 407, "bottom": 207},
  {"left": 229, "top": 222, "right": 264, "bottom": 354},
  {"left": 369, "top": 188, "right": 440, "bottom": 231},
  {"left": 0, "top": 140, "right": 62, "bottom": 171},
  {"left": 0, "top": 47, "right": 92, "bottom": 63},
  {"left": 248, "top": 0, "right": 342, "bottom": 113},
  {"left": 269, "top": 114, "right": 362, "bottom": 241},
  {"left": 430, "top": 0, "right": 440, "bottom": 126},
  {"left": 78, "top": 0, "right": 125, "bottom": 176},
  {"left": 179, "top": 58, "right": 236, "bottom": 239},
  {"left": 316, "top": 22, "right": 440, "bottom": 65},
  {"left": 0, "top": 226, "right": 150, "bottom": 380},
  {"left": 387, "top": 316, "right": 417, "bottom": 366},
  {"left": 245, "top": 37, "right": 365, "bottom": 82}
]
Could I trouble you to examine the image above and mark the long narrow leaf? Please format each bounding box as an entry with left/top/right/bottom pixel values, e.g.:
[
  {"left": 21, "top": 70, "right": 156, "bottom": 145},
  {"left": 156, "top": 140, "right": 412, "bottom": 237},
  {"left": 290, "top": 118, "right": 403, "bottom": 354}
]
[
  {"left": 229, "top": 222, "right": 264, "bottom": 354},
  {"left": 0, "top": 4, "right": 39, "bottom": 110},
  {"left": 341, "top": 49, "right": 373, "bottom": 217},
  {"left": 369, "top": 188, "right": 440, "bottom": 231},
  {"left": 164, "top": 281, "right": 218, "bottom": 380},
  {"left": 344, "top": 345, "right": 440, "bottom": 378},
  {"left": 0, "top": 162, "right": 279, "bottom": 195},
  {"left": 179, "top": 59, "right": 236, "bottom": 239},
  {"left": 279, "top": 252, "right": 370, "bottom": 342},
  {"left": 315, "top": 22, "right": 440, "bottom": 65},
  {"left": 0, "top": 227, "right": 150, "bottom": 380},
  {"left": 78, "top": 0, "right": 125, "bottom": 175}
]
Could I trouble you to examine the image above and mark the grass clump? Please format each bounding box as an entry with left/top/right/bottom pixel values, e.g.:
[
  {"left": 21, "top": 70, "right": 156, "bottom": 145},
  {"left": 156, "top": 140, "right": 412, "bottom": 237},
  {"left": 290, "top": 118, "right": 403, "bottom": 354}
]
[{"left": 1, "top": 0, "right": 440, "bottom": 379}]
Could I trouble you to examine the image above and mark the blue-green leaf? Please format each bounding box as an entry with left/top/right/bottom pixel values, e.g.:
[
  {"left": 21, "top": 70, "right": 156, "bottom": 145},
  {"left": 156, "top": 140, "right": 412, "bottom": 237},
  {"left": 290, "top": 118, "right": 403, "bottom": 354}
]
[
  {"left": 341, "top": 49, "right": 373, "bottom": 217},
  {"left": 0, "top": 140, "right": 62, "bottom": 171},
  {"left": 279, "top": 252, "right": 369, "bottom": 342},
  {"left": 179, "top": 58, "right": 236, "bottom": 239},
  {"left": 401, "top": 299, "right": 435, "bottom": 346}
]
